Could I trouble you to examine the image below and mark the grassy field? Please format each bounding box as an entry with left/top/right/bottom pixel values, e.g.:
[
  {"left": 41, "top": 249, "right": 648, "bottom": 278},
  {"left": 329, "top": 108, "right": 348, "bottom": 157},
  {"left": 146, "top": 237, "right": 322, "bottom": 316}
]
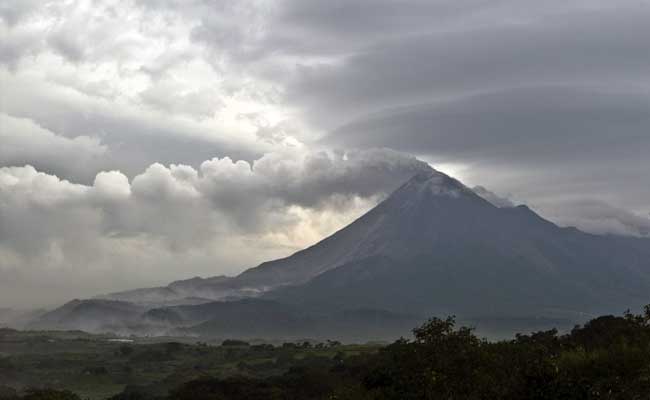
[{"left": 0, "top": 328, "right": 381, "bottom": 399}]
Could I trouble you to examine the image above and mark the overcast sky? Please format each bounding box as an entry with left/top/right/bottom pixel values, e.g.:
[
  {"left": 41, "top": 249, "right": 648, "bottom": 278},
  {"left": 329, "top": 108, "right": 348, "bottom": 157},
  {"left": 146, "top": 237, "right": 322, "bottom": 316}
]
[{"left": 1, "top": 0, "right": 650, "bottom": 307}]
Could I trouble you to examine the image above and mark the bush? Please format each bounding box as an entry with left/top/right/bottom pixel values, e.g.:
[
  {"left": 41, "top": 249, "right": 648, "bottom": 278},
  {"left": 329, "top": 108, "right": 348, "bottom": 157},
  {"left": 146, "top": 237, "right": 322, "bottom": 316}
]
[
  {"left": 21, "top": 389, "right": 80, "bottom": 400},
  {"left": 221, "top": 339, "right": 249, "bottom": 347}
]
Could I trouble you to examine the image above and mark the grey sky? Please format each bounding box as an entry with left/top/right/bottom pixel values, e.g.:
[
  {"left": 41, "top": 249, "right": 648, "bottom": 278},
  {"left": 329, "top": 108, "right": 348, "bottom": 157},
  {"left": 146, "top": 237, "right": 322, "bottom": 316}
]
[{"left": 1, "top": 0, "right": 649, "bottom": 307}]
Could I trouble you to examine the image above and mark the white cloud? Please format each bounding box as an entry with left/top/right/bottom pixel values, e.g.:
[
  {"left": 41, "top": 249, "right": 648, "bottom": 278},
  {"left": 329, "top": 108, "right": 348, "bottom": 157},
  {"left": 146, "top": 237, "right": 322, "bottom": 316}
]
[
  {"left": 472, "top": 186, "right": 515, "bottom": 208},
  {"left": 0, "top": 148, "right": 428, "bottom": 307},
  {"left": 0, "top": 113, "right": 107, "bottom": 177},
  {"left": 93, "top": 170, "right": 131, "bottom": 201},
  {"left": 542, "top": 200, "right": 650, "bottom": 238},
  {"left": 0, "top": 0, "right": 289, "bottom": 182}
]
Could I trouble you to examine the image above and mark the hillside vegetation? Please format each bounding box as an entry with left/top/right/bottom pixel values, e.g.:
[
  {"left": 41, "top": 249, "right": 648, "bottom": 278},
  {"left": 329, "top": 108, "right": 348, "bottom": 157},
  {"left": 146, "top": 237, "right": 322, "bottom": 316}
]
[{"left": 2, "top": 307, "right": 650, "bottom": 399}]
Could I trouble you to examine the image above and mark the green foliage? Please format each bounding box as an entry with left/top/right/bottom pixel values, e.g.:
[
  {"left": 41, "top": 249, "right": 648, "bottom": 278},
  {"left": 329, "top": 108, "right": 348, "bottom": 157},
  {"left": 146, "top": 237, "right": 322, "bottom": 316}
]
[
  {"left": 6, "top": 307, "right": 650, "bottom": 399},
  {"left": 168, "top": 377, "right": 280, "bottom": 400},
  {"left": 156, "top": 305, "right": 650, "bottom": 400},
  {"left": 22, "top": 389, "right": 80, "bottom": 400},
  {"left": 220, "top": 340, "right": 249, "bottom": 347},
  {"left": 0, "top": 386, "right": 18, "bottom": 400},
  {"left": 118, "top": 345, "right": 134, "bottom": 357}
]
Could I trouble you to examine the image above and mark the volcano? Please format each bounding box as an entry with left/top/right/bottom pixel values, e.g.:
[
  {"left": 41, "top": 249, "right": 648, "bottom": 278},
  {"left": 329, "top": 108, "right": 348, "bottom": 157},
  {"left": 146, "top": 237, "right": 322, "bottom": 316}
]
[{"left": 258, "top": 168, "right": 650, "bottom": 321}]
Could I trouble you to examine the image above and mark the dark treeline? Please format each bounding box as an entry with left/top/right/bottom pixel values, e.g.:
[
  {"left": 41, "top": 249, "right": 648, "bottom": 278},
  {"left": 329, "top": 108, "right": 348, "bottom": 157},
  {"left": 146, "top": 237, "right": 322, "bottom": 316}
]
[{"left": 3, "top": 307, "right": 650, "bottom": 400}]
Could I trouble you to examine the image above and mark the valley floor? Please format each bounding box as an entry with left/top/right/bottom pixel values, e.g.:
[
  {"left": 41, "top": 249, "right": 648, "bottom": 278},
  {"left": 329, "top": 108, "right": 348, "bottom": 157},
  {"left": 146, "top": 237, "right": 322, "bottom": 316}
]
[
  {"left": 0, "top": 330, "right": 378, "bottom": 399},
  {"left": 2, "top": 306, "right": 650, "bottom": 399}
]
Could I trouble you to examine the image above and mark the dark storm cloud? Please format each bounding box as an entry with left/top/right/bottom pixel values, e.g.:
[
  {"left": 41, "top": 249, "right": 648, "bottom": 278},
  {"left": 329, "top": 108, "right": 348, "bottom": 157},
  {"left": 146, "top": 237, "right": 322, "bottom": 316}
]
[
  {"left": 263, "top": 0, "right": 488, "bottom": 56},
  {"left": 326, "top": 86, "right": 650, "bottom": 166},
  {"left": 542, "top": 200, "right": 650, "bottom": 238},
  {"left": 288, "top": 6, "right": 650, "bottom": 126},
  {"left": 0, "top": 0, "right": 40, "bottom": 26}
]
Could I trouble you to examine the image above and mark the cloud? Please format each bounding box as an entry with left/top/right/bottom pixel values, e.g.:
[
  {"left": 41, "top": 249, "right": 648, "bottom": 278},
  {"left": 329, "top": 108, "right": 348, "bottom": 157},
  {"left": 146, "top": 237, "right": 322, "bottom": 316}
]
[
  {"left": 472, "top": 186, "right": 515, "bottom": 208},
  {"left": 0, "top": 113, "right": 107, "bottom": 179},
  {"left": 138, "top": 80, "right": 225, "bottom": 119},
  {"left": 0, "top": 15, "right": 43, "bottom": 68},
  {"left": 0, "top": 149, "right": 428, "bottom": 307},
  {"left": 284, "top": 3, "right": 650, "bottom": 125},
  {"left": 544, "top": 200, "right": 650, "bottom": 238},
  {"left": 0, "top": 0, "right": 41, "bottom": 27},
  {"left": 326, "top": 86, "right": 650, "bottom": 166},
  {"left": 0, "top": 1, "right": 284, "bottom": 184},
  {"left": 0, "top": 70, "right": 266, "bottom": 183}
]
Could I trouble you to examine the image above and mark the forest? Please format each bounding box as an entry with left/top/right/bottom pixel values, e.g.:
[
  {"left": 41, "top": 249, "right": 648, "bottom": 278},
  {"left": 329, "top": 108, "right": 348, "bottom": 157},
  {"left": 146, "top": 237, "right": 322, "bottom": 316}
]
[{"left": 2, "top": 307, "right": 650, "bottom": 399}]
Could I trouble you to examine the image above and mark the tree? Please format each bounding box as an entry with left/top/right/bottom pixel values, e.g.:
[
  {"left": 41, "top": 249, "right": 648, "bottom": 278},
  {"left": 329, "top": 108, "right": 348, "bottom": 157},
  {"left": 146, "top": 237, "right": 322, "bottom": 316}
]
[
  {"left": 22, "top": 389, "right": 80, "bottom": 400},
  {"left": 0, "top": 386, "right": 18, "bottom": 400},
  {"left": 119, "top": 344, "right": 134, "bottom": 356}
]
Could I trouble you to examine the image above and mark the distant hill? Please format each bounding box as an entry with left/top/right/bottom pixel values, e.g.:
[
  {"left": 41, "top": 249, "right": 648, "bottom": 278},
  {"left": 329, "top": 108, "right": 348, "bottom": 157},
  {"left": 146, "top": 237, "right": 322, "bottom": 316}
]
[
  {"left": 28, "top": 299, "right": 146, "bottom": 333},
  {"left": 140, "top": 298, "right": 421, "bottom": 341}
]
